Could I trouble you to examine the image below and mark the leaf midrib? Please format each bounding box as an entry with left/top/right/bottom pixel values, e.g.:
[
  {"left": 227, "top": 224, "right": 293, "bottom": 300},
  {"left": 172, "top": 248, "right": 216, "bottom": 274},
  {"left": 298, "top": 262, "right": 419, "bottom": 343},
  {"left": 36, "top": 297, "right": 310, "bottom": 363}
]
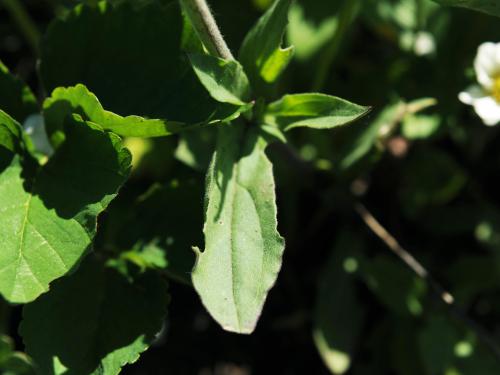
[{"left": 14, "top": 193, "right": 45, "bottom": 300}]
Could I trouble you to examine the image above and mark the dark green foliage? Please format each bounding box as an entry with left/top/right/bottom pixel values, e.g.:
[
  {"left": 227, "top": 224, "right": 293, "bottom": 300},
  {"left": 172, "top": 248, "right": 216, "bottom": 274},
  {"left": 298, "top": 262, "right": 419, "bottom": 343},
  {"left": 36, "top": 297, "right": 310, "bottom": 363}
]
[{"left": 1, "top": 0, "right": 500, "bottom": 373}]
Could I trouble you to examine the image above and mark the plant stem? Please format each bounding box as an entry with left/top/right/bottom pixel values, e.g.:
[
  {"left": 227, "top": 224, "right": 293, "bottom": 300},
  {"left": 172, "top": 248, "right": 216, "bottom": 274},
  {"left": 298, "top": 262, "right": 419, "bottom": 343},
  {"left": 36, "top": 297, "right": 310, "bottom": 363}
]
[
  {"left": 312, "top": 0, "right": 360, "bottom": 92},
  {"left": 179, "top": 0, "right": 234, "bottom": 60},
  {"left": 355, "top": 202, "right": 500, "bottom": 363},
  {"left": 2, "top": 0, "right": 40, "bottom": 55}
]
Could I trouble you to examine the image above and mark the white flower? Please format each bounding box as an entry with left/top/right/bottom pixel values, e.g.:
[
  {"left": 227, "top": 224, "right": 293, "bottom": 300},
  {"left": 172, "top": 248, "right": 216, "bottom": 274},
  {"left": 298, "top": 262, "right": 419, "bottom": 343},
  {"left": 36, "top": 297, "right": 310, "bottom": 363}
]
[{"left": 459, "top": 42, "right": 500, "bottom": 126}]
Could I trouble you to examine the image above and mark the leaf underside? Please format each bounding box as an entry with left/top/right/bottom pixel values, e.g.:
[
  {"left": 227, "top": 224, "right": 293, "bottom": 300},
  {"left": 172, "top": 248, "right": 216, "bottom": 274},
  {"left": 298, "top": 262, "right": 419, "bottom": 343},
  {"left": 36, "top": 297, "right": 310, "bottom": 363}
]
[{"left": 192, "top": 124, "right": 285, "bottom": 334}]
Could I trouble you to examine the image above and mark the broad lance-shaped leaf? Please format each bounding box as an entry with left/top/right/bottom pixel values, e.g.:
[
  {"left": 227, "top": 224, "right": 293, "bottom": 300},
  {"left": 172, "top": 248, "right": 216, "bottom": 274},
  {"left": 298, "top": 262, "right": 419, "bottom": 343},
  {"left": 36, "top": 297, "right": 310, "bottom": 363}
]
[
  {"left": 0, "top": 61, "right": 38, "bottom": 123},
  {"left": 264, "top": 93, "right": 370, "bottom": 131},
  {"left": 0, "top": 111, "right": 131, "bottom": 303},
  {"left": 20, "top": 256, "right": 168, "bottom": 375},
  {"left": 40, "top": 1, "right": 243, "bottom": 137},
  {"left": 432, "top": 0, "right": 500, "bottom": 17},
  {"left": 239, "top": 0, "right": 294, "bottom": 93},
  {"left": 313, "top": 231, "right": 365, "bottom": 375},
  {"left": 189, "top": 54, "right": 252, "bottom": 106},
  {"left": 192, "top": 124, "right": 285, "bottom": 334}
]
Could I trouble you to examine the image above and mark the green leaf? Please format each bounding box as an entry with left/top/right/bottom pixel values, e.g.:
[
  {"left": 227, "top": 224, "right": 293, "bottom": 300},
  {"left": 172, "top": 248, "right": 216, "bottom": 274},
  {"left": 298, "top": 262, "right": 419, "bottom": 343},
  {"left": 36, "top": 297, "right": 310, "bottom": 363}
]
[
  {"left": 189, "top": 54, "right": 252, "bottom": 106},
  {"left": 192, "top": 123, "right": 285, "bottom": 334},
  {"left": 418, "top": 316, "right": 460, "bottom": 375},
  {"left": 0, "top": 335, "right": 35, "bottom": 375},
  {"left": 264, "top": 93, "right": 370, "bottom": 131},
  {"left": 330, "top": 100, "right": 405, "bottom": 172},
  {"left": 0, "top": 111, "right": 23, "bottom": 157},
  {"left": 313, "top": 231, "right": 365, "bottom": 375},
  {"left": 0, "top": 112, "right": 131, "bottom": 303},
  {"left": 402, "top": 114, "right": 441, "bottom": 140},
  {"left": 239, "top": 0, "right": 294, "bottom": 93},
  {"left": 40, "top": 1, "right": 240, "bottom": 128},
  {"left": 20, "top": 256, "right": 168, "bottom": 375},
  {"left": 107, "top": 180, "right": 203, "bottom": 285},
  {"left": 0, "top": 61, "right": 38, "bottom": 123},
  {"left": 364, "top": 256, "right": 427, "bottom": 317},
  {"left": 432, "top": 0, "right": 500, "bottom": 17},
  {"left": 399, "top": 147, "right": 467, "bottom": 217},
  {"left": 287, "top": 1, "right": 340, "bottom": 61},
  {"left": 175, "top": 128, "right": 216, "bottom": 171},
  {"left": 43, "top": 85, "right": 200, "bottom": 145}
]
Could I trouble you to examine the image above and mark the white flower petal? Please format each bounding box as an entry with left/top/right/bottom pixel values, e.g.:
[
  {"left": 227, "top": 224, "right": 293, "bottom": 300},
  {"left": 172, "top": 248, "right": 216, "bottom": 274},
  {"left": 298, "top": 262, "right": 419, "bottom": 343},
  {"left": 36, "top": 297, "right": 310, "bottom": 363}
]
[
  {"left": 472, "top": 96, "right": 500, "bottom": 126},
  {"left": 474, "top": 42, "right": 500, "bottom": 89},
  {"left": 459, "top": 85, "right": 486, "bottom": 105}
]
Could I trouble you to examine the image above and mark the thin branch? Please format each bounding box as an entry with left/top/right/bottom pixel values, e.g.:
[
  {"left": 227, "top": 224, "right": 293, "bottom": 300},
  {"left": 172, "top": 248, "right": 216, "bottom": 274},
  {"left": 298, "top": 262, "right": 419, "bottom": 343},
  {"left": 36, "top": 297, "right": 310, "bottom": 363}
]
[
  {"left": 355, "top": 202, "right": 500, "bottom": 362},
  {"left": 2, "top": 0, "right": 40, "bottom": 55},
  {"left": 179, "top": 0, "right": 234, "bottom": 60}
]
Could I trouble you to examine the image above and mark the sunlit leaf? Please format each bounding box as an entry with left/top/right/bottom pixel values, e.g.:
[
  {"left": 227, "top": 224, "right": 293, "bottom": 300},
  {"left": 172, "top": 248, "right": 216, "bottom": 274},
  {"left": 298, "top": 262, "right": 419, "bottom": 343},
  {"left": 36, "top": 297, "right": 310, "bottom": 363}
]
[
  {"left": 239, "top": 0, "right": 294, "bottom": 94},
  {"left": 189, "top": 54, "right": 252, "bottom": 105},
  {"left": 264, "top": 93, "right": 370, "bottom": 131},
  {"left": 192, "top": 123, "right": 285, "bottom": 334},
  {"left": 0, "top": 111, "right": 130, "bottom": 303}
]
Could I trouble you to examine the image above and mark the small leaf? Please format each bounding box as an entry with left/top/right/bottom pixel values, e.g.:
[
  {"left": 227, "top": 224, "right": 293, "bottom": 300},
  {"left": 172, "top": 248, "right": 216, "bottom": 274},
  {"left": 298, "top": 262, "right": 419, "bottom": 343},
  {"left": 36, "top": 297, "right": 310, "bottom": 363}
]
[
  {"left": 363, "top": 256, "right": 427, "bottom": 317},
  {"left": 0, "top": 112, "right": 131, "bottom": 303},
  {"left": 189, "top": 54, "right": 252, "bottom": 106},
  {"left": 432, "top": 0, "right": 500, "bottom": 17},
  {"left": 192, "top": 124, "right": 285, "bottom": 334},
  {"left": 0, "top": 335, "right": 35, "bottom": 375},
  {"left": 399, "top": 147, "right": 467, "bottom": 217},
  {"left": 107, "top": 180, "right": 203, "bottom": 285},
  {"left": 313, "top": 231, "right": 365, "bottom": 374},
  {"left": 0, "top": 61, "right": 38, "bottom": 123},
  {"left": 333, "top": 101, "right": 405, "bottom": 171},
  {"left": 264, "top": 93, "right": 370, "bottom": 131},
  {"left": 239, "top": 0, "right": 294, "bottom": 93},
  {"left": 287, "top": 1, "right": 340, "bottom": 61},
  {"left": 175, "top": 128, "right": 216, "bottom": 171},
  {"left": 402, "top": 114, "right": 441, "bottom": 140},
  {"left": 20, "top": 256, "right": 168, "bottom": 375}
]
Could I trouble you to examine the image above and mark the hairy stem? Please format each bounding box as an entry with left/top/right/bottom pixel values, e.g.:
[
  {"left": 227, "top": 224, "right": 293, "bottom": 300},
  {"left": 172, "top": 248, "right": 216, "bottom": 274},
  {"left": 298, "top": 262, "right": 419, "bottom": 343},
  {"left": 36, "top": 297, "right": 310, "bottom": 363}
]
[
  {"left": 180, "top": 0, "right": 234, "bottom": 60},
  {"left": 2, "top": 0, "right": 40, "bottom": 55},
  {"left": 312, "top": 0, "right": 360, "bottom": 92},
  {"left": 355, "top": 202, "right": 500, "bottom": 363}
]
